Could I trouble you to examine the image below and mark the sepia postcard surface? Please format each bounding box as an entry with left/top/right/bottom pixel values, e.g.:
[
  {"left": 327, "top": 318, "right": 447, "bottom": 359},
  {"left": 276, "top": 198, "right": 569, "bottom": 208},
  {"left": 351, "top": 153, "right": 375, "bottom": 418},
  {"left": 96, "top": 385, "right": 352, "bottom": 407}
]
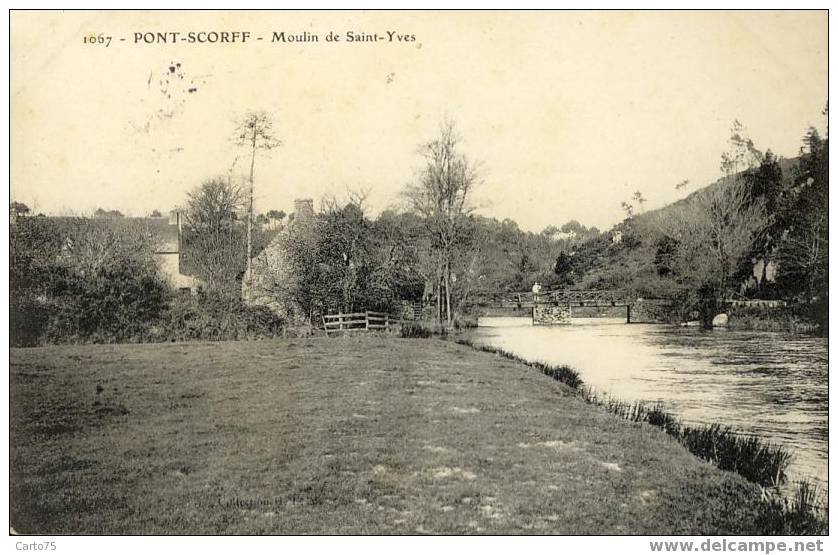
[{"left": 8, "top": 9, "right": 829, "bottom": 540}]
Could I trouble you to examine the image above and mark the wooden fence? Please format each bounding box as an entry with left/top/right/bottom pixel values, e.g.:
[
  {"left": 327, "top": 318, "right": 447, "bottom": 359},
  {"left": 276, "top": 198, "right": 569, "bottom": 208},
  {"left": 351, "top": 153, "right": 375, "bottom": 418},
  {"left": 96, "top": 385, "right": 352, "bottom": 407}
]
[{"left": 322, "top": 311, "right": 390, "bottom": 335}]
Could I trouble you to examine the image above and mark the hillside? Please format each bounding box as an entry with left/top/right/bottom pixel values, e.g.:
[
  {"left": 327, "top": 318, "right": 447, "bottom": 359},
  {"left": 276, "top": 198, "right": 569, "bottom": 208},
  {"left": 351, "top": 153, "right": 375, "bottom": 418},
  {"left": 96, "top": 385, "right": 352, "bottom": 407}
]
[{"left": 553, "top": 134, "right": 827, "bottom": 333}]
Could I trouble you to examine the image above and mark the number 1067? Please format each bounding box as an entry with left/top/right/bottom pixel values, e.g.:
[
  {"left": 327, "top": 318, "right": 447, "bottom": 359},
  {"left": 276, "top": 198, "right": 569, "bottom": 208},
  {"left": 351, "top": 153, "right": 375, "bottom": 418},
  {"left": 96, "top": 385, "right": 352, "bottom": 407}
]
[{"left": 83, "top": 33, "right": 112, "bottom": 47}]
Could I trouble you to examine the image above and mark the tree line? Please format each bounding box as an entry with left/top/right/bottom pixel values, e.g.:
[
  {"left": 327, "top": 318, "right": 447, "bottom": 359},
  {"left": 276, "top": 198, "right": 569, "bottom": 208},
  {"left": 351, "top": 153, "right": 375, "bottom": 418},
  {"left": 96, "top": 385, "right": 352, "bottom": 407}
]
[{"left": 11, "top": 109, "right": 827, "bottom": 344}]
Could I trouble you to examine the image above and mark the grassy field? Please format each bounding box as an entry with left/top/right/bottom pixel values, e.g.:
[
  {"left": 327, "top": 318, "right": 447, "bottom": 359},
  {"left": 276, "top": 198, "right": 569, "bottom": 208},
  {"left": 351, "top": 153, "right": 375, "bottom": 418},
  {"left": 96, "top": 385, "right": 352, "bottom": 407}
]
[{"left": 11, "top": 336, "right": 773, "bottom": 534}]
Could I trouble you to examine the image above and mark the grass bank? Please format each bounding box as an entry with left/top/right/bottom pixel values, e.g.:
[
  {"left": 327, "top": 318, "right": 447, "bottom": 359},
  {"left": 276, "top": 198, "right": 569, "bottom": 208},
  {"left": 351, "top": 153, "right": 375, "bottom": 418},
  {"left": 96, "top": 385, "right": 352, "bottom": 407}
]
[
  {"left": 9, "top": 336, "right": 816, "bottom": 534},
  {"left": 454, "top": 336, "right": 827, "bottom": 534}
]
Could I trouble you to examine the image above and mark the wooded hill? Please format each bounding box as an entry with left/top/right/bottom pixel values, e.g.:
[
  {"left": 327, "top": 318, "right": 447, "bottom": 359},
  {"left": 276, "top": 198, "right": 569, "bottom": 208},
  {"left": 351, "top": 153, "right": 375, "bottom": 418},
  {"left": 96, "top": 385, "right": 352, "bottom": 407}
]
[{"left": 549, "top": 126, "right": 827, "bottom": 330}]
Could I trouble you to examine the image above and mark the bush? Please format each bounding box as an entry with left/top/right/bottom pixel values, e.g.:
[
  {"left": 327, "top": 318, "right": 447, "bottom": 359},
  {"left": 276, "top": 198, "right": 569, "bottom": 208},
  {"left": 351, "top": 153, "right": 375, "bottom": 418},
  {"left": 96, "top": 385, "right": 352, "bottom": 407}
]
[
  {"left": 159, "top": 292, "right": 284, "bottom": 342},
  {"left": 44, "top": 258, "right": 169, "bottom": 344},
  {"left": 399, "top": 322, "right": 436, "bottom": 338},
  {"left": 10, "top": 297, "right": 51, "bottom": 347},
  {"left": 10, "top": 217, "right": 173, "bottom": 345}
]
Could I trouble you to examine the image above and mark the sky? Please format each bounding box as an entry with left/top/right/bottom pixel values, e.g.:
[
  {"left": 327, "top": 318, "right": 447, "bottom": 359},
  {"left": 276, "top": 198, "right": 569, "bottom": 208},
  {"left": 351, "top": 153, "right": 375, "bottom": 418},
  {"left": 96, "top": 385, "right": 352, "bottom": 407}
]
[{"left": 10, "top": 10, "right": 828, "bottom": 232}]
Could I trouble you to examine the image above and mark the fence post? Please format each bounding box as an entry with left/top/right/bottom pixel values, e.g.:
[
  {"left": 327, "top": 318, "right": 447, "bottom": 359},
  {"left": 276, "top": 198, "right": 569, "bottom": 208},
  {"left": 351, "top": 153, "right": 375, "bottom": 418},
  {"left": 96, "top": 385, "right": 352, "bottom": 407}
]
[
  {"left": 339, "top": 312, "right": 344, "bottom": 331},
  {"left": 365, "top": 311, "right": 370, "bottom": 330}
]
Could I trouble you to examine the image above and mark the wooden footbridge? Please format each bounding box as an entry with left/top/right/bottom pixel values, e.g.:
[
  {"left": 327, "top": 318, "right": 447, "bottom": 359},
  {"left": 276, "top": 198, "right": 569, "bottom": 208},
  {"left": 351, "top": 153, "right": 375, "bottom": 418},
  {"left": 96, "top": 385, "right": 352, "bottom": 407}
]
[
  {"left": 471, "top": 289, "right": 673, "bottom": 324},
  {"left": 476, "top": 289, "right": 631, "bottom": 308}
]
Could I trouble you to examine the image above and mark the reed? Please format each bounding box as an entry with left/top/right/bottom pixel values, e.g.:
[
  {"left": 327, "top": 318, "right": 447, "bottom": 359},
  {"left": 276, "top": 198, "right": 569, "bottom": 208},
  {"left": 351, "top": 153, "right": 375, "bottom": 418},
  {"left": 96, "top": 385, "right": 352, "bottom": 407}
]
[
  {"left": 680, "top": 425, "right": 794, "bottom": 487},
  {"left": 582, "top": 387, "right": 792, "bottom": 488},
  {"left": 756, "top": 480, "right": 828, "bottom": 534},
  {"left": 399, "top": 321, "right": 436, "bottom": 338}
]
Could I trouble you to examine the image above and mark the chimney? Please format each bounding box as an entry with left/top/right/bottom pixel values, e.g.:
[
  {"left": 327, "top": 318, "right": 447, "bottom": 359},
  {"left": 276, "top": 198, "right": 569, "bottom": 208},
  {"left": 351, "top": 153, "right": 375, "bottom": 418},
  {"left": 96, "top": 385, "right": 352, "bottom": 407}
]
[
  {"left": 293, "top": 199, "right": 314, "bottom": 225},
  {"left": 169, "top": 210, "right": 182, "bottom": 252}
]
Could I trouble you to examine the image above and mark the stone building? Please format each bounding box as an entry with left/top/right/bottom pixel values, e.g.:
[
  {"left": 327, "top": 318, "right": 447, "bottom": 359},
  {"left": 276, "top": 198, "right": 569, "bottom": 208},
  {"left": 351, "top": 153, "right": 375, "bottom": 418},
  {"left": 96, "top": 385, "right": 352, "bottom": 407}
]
[{"left": 242, "top": 199, "right": 315, "bottom": 321}]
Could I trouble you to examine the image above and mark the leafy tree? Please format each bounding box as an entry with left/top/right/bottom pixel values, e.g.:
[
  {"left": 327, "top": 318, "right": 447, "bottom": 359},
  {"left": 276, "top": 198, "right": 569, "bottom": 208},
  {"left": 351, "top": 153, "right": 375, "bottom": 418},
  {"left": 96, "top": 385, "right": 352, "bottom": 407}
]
[
  {"left": 773, "top": 127, "right": 828, "bottom": 307},
  {"left": 150, "top": 209, "right": 163, "bottom": 217},
  {"left": 94, "top": 208, "right": 124, "bottom": 219},
  {"left": 720, "top": 120, "right": 763, "bottom": 176},
  {"left": 653, "top": 236, "right": 678, "bottom": 277},
  {"left": 745, "top": 150, "right": 783, "bottom": 211},
  {"left": 10, "top": 201, "right": 30, "bottom": 217},
  {"left": 554, "top": 251, "right": 575, "bottom": 286},
  {"left": 275, "top": 200, "right": 424, "bottom": 317}
]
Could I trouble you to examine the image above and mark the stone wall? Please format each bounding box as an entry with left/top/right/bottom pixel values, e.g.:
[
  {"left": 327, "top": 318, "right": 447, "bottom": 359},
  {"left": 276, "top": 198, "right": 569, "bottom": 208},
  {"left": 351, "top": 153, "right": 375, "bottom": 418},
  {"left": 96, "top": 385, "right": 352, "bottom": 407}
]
[
  {"left": 533, "top": 304, "right": 572, "bottom": 325},
  {"left": 627, "top": 299, "right": 674, "bottom": 324}
]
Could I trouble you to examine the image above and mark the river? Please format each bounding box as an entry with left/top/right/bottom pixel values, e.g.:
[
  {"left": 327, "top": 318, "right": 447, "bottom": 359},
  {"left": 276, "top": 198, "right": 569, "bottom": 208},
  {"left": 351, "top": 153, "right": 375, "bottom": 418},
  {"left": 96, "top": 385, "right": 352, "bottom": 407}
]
[{"left": 466, "top": 316, "right": 828, "bottom": 491}]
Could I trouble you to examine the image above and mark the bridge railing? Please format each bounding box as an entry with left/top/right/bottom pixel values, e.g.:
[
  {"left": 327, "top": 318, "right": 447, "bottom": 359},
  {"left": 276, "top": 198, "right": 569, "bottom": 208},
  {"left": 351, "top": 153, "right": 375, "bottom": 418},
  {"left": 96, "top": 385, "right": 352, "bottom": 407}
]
[{"left": 469, "top": 289, "right": 630, "bottom": 307}]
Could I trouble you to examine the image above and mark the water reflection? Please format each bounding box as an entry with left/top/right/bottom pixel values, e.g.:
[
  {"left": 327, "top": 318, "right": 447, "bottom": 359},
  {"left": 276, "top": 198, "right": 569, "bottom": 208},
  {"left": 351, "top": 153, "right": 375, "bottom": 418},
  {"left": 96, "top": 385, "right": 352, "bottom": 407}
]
[{"left": 468, "top": 317, "right": 828, "bottom": 490}]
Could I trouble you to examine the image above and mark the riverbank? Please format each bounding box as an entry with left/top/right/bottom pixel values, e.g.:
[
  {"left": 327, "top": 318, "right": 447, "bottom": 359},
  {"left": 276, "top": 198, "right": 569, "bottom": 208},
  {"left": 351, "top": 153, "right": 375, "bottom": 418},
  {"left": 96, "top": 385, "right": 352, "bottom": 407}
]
[
  {"left": 726, "top": 304, "right": 826, "bottom": 336},
  {"left": 10, "top": 336, "right": 811, "bottom": 534}
]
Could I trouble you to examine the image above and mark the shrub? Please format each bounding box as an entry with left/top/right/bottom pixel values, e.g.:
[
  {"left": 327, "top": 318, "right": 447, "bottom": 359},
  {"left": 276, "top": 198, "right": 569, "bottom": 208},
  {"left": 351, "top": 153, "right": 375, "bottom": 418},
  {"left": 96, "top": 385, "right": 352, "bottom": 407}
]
[
  {"left": 10, "top": 297, "right": 51, "bottom": 347},
  {"left": 159, "top": 291, "right": 284, "bottom": 342},
  {"left": 399, "top": 322, "right": 432, "bottom": 338},
  {"left": 727, "top": 304, "right": 822, "bottom": 335},
  {"left": 10, "top": 217, "right": 172, "bottom": 344},
  {"left": 44, "top": 258, "right": 169, "bottom": 344}
]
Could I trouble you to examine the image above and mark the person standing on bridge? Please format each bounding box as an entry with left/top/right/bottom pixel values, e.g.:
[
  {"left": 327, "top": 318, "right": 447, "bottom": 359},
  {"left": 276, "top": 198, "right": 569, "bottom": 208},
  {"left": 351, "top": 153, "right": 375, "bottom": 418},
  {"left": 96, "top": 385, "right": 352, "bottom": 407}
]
[{"left": 532, "top": 281, "right": 542, "bottom": 301}]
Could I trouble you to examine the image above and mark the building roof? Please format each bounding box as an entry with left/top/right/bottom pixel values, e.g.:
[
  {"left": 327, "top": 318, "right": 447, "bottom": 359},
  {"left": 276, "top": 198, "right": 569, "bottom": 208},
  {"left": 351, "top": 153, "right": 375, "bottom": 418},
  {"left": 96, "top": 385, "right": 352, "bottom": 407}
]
[{"left": 31, "top": 215, "right": 180, "bottom": 254}]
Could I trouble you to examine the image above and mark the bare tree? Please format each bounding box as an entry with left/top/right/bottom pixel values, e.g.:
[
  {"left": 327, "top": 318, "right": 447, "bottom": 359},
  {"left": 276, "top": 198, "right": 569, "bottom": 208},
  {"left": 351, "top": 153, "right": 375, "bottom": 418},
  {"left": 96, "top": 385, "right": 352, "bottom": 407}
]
[
  {"left": 234, "top": 111, "right": 280, "bottom": 299},
  {"left": 657, "top": 122, "right": 768, "bottom": 323},
  {"left": 182, "top": 177, "right": 245, "bottom": 292},
  {"left": 405, "top": 119, "right": 480, "bottom": 325},
  {"left": 671, "top": 181, "right": 767, "bottom": 298},
  {"left": 720, "top": 120, "right": 762, "bottom": 177}
]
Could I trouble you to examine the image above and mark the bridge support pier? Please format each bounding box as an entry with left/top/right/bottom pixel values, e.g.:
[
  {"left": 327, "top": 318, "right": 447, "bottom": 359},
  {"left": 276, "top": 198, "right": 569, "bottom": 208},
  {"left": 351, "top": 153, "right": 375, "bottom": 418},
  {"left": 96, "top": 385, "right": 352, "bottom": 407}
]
[{"left": 532, "top": 303, "right": 572, "bottom": 325}]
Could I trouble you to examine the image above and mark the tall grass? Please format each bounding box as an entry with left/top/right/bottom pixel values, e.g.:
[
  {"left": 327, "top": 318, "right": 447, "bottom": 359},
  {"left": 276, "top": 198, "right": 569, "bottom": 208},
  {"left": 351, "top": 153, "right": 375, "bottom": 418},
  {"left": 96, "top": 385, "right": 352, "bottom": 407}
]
[
  {"left": 581, "top": 389, "right": 792, "bottom": 488},
  {"left": 399, "top": 322, "right": 437, "bottom": 338},
  {"left": 398, "top": 317, "right": 478, "bottom": 339},
  {"left": 756, "top": 480, "right": 828, "bottom": 534}
]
